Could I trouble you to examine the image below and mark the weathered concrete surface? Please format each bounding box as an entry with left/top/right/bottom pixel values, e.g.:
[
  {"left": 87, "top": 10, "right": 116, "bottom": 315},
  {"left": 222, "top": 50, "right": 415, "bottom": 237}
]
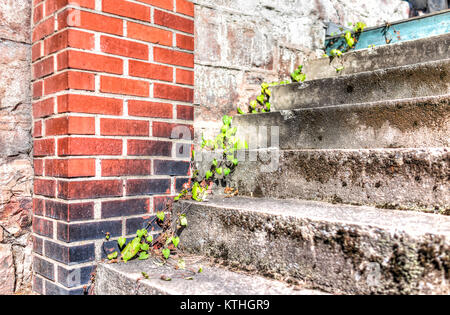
[
  {"left": 234, "top": 94, "right": 450, "bottom": 149},
  {"left": 228, "top": 148, "right": 449, "bottom": 212},
  {"left": 271, "top": 59, "right": 450, "bottom": 110},
  {"left": 193, "top": 0, "right": 409, "bottom": 138},
  {"left": 95, "top": 257, "right": 325, "bottom": 295},
  {"left": 305, "top": 33, "right": 450, "bottom": 80},
  {"left": 177, "top": 197, "right": 450, "bottom": 295},
  {"left": 0, "top": 1, "right": 33, "bottom": 294}
]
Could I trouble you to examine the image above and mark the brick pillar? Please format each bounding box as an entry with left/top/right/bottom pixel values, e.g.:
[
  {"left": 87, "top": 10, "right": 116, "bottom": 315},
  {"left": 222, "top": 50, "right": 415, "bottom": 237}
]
[{"left": 31, "top": 0, "right": 194, "bottom": 295}]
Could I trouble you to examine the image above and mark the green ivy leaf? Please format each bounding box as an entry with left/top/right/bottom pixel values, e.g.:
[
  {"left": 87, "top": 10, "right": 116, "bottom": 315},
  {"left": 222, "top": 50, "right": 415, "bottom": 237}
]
[
  {"left": 121, "top": 236, "right": 142, "bottom": 263},
  {"left": 205, "top": 170, "right": 213, "bottom": 180},
  {"left": 216, "top": 167, "right": 223, "bottom": 175},
  {"left": 250, "top": 100, "right": 258, "bottom": 109},
  {"left": 237, "top": 107, "right": 244, "bottom": 115},
  {"left": 146, "top": 235, "right": 153, "bottom": 243},
  {"left": 156, "top": 211, "right": 165, "bottom": 222},
  {"left": 232, "top": 158, "right": 239, "bottom": 166},
  {"left": 118, "top": 237, "right": 126, "bottom": 249},
  {"left": 224, "top": 168, "right": 231, "bottom": 176},
  {"left": 136, "top": 229, "right": 147, "bottom": 238},
  {"left": 179, "top": 214, "right": 188, "bottom": 227},
  {"left": 107, "top": 251, "right": 118, "bottom": 260},
  {"left": 172, "top": 237, "right": 180, "bottom": 248},
  {"left": 256, "top": 94, "right": 265, "bottom": 104},
  {"left": 212, "top": 159, "right": 218, "bottom": 167},
  {"left": 222, "top": 115, "right": 232, "bottom": 126},
  {"left": 141, "top": 243, "right": 150, "bottom": 251},
  {"left": 162, "top": 248, "right": 170, "bottom": 260},
  {"left": 138, "top": 252, "right": 149, "bottom": 260}
]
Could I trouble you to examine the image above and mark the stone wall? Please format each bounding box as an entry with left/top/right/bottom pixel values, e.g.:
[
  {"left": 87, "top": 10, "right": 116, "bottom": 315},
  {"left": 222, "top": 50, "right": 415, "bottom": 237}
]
[
  {"left": 0, "top": 0, "right": 33, "bottom": 295},
  {"left": 193, "top": 0, "right": 410, "bottom": 137}
]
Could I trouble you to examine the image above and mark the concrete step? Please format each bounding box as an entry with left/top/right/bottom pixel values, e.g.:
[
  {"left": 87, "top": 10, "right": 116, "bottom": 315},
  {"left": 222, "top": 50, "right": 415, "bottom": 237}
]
[
  {"left": 305, "top": 33, "right": 450, "bottom": 80},
  {"left": 226, "top": 148, "right": 449, "bottom": 212},
  {"left": 177, "top": 197, "right": 450, "bottom": 295},
  {"left": 94, "top": 256, "right": 326, "bottom": 295},
  {"left": 235, "top": 94, "right": 450, "bottom": 150},
  {"left": 271, "top": 59, "right": 450, "bottom": 110}
]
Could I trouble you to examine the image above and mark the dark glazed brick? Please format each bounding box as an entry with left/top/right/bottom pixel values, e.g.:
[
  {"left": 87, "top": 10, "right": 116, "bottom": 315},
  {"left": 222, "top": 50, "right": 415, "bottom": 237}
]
[
  {"left": 33, "top": 236, "right": 44, "bottom": 255},
  {"left": 175, "top": 177, "right": 190, "bottom": 192},
  {"left": 44, "top": 240, "right": 95, "bottom": 265},
  {"left": 33, "top": 276, "right": 44, "bottom": 295},
  {"left": 57, "top": 220, "right": 122, "bottom": 242},
  {"left": 44, "top": 280, "right": 85, "bottom": 295},
  {"left": 45, "top": 200, "right": 94, "bottom": 222},
  {"left": 154, "top": 196, "right": 173, "bottom": 212},
  {"left": 34, "top": 256, "right": 55, "bottom": 281},
  {"left": 154, "top": 160, "right": 190, "bottom": 176},
  {"left": 127, "top": 139, "right": 172, "bottom": 156},
  {"left": 58, "top": 265, "right": 95, "bottom": 288},
  {"left": 152, "top": 121, "right": 193, "bottom": 139},
  {"left": 126, "top": 178, "right": 171, "bottom": 196},
  {"left": 126, "top": 215, "right": 162, "bottom": 235},
  {"left": 33, "top": 216, "right": 54, "bottom": 238},
  {"left": 101, "top": 198, "right": 149, "bottom": 218},
  {"left": 33, "top": 198, "right": 45, "bottom": 216}
]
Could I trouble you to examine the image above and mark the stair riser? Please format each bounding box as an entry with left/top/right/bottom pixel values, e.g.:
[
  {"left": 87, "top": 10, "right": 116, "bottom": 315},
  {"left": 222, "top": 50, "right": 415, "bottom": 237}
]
[
  {"left": 235, "top": 96, "right": 450, "bottom": 149},
  {"left": 228, "top": 149, "right": 449, "bottom": 212},
  {"left": 178, "top": 201, "right": 450, "bottom": 295},
  {"left": 271, "top": 60, "right": 450, "bottom": 110},
  {"left": 306, "top": 33, "right": 450, "bottom": 80}
]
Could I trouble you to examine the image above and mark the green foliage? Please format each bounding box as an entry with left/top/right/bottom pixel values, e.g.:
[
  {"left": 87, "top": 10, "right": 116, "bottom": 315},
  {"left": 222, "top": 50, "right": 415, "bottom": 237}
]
[
  {"left": 179, "top": 214, "right": 188, "bottom": 227},
  {"left": 324, "top": 21, "right": 367, "bottom": 58},
  {"left": 237, "top": 65, "right": 306, "bottom": 115},
  {"left": 107, "top": 251, "right": 118, "bottom": 260},
  {"left": 156, "top": 211, "right": 165, "bottom": 222},
  {"left": 162, "top": 248, "right": 171, "bottom": 260}
]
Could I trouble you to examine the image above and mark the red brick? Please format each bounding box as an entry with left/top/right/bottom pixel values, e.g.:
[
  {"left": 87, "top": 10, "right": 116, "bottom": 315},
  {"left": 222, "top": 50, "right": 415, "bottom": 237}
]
[
  {"left": 135, "top": 0, "right": 173, "bottom": 10},
  {"left": 100, "top": 36, "right": 148, "bottom": 60},
  {"left": 128, "top": 100, "right": 173, "bottom": 119},
  {"left": 176, "top": 69, "right": 194, "bottom": 85},
  {"left": 34, "top": 179, "right": 56, "bottom": 197},
  {"left": 33, "top": 56, "right": 54, "bottom": 79},
  {"left": 177, "top": 105, "right": 194, "bottom": 120},
  {"left": 34, "top": 121, "right": 43, "bottom": 138},
  {"left": 33, "top": 17, "right": 55, "bottom": 41},
  {"left": 128, "top": 60, "right": 172, "bottom": 82},
  {"left": 127, "top": 140, "right": 172, "bottom": 156},
  {"left": 58, "top": 180, "right": 123, "bottom": 199},
  {"left": 33, "top": 98, "right": 55, "bottom": 118},
  {"left": 45, "top": 116, "right": 95, "bottom": 136},
  {"left": 34, "top": 4, "right": 44, "bottom": 24},
  {"left": 100, "top": 76, "right": 149, "bottom": 97},
  {"left": 58, "top": 94, "right": 123, "bottom": 115},
  {"left": 34, "top": 159, "right": 44, "bottom": 176},
  {"left": 153, "top": 121, "right": 193, "bottom": 139},
  {"left": 58, "top": 9, "right": 123, "bottom": 36},
  {"left": 33, "top": 81, "right": 43, "bottom": 99},
  {"left": 44, "top": 29, "right": 95, "bottom": 55},
  {"left": 176, "top": 0, "right": 194, "bottom": 17},
  {"left": 127, "top": 22, "right": 172, "bottom": 47},
  {"left": 57, "top": 50, "right": 123, "bottom": 74},
  {"left": 154, "top": 47, "right": 193, "bottom": 68},
  {"left": 102, "top": 159, "right": 151, "bottom": 176},
  {"left": 154, "top": 83, "right": 193, "bottom": 102},
  {"left": 32, "top": 43, "right": 42, "bottom": 61},
  {"left": 58, "top": 137, "right": 123, "bottom": 156},
  {"left": 102, "top": 0, "right": 150, "bottom": 22},
  {"left": 45, "top": 159, "right": 96, "bottom": 177},
  {"left": 176, "top": 34, "right": 194, "bottom": 51},
  {"left": 100, "top": 118, "right": 149, "bottom": 136},
  {"left": 34, "top": 139, "right": 55, "bottom": 156},
  {"left": 46, "top": 0, "right": 96, "bottom": 16},
  {"left": 44, "top": 71, "right": 95, "bottom": 95},
  {"left": 154, "top": 9, "right": 194, "bottom": 34}
]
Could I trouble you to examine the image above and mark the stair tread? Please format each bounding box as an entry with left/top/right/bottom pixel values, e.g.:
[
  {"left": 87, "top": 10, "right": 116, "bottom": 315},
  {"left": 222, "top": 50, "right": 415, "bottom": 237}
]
[
  {"left": 271, "top": 58, "right": 450, "bottom": 110},
  {"left": 95, "top": 255, "right": 327, "bottom": 295},
  {"left": 182, "top": 197, "right": 450, "bottom": 236},
  {"left": 307, "top": 32, "right": 450, "bottom": 80}
]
